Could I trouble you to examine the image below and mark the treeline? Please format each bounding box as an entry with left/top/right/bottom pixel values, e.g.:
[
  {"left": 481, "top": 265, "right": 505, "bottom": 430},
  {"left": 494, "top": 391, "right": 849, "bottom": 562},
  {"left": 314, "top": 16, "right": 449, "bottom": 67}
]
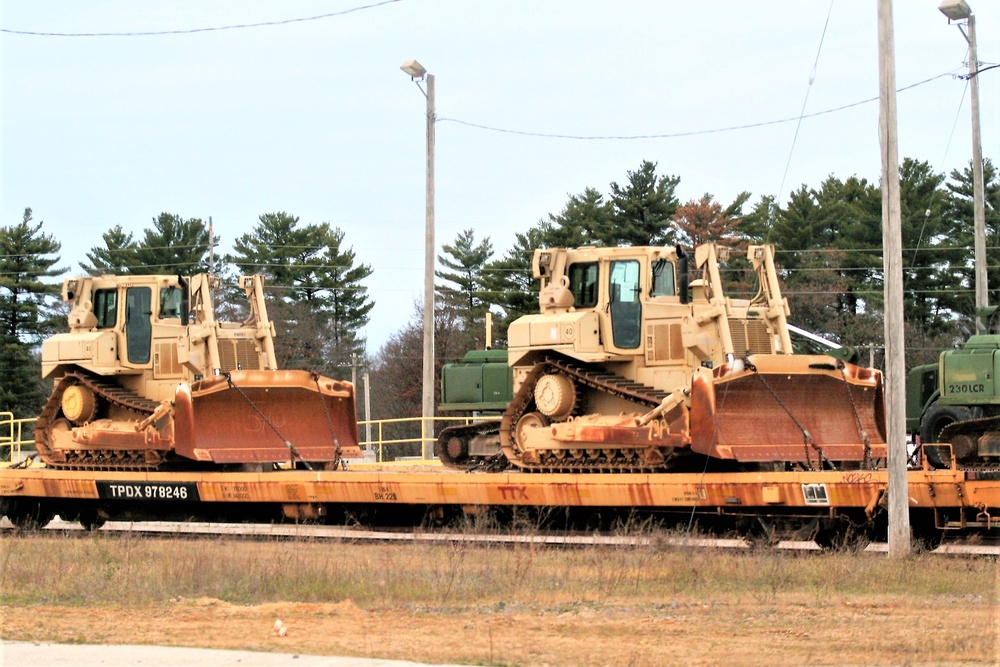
[
  {"left": 427, "top": 158, "right": 998, "bottom": 350},
  {"left": 2, "top": 156, "right": 997, "bottom": 430}
]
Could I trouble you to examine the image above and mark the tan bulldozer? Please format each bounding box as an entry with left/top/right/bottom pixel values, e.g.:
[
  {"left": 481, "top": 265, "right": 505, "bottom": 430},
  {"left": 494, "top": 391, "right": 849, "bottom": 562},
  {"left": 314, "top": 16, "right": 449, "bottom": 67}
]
[
  {"left": 437, "top": 243, "right": 886, "bottom": 472},
  {"left": 35, "top": 273, "right": 362, "bottom": 470}
]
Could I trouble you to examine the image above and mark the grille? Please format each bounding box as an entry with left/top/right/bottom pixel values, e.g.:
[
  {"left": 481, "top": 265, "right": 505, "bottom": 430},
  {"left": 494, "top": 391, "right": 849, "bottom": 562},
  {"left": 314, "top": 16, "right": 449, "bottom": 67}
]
[
  {"left": 646, "top": 322, "right": 684, "bottom": 362},
  {"left": 154, "top": 341, "right": 181, "bottom": 377},
  {"left": 218, "top": 339, "right": 261, "bottom": 371},
  {"left": 729, "top": 319, "right": 773, "bottom": 356}
]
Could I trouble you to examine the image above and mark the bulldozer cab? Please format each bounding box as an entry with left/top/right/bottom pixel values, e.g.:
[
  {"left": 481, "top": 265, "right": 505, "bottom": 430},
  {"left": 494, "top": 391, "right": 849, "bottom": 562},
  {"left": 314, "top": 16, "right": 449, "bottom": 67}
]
[
  {"left": 44, "top": 274, "right": 278, "bottom": 394},
  {"left": 510, "top": 243, "right": 793, "bottom": 374},
  {"left": 525, "top": 246, "right": 681, "bottom": 359}
]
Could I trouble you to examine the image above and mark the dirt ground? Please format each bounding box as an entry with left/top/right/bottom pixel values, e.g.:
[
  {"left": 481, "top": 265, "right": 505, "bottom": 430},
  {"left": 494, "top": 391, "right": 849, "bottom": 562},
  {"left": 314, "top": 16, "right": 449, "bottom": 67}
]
[{"left": 3, "top": 593, "right": 997, "bottom": 667}]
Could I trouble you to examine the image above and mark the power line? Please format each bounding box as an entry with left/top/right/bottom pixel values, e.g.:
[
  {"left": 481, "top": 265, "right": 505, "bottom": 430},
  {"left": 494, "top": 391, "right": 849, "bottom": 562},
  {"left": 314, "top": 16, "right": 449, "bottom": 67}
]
[
  {"left": 1, "top": 0, "right": 403, "bottom": 37},
  {"left": 437, "top": 70, "right": 961, "bottom": 141},
  {"left": 910, "top": 78, "right": 969, "bottom": 269},
  {"left": 774, "top": 0, "right": 835, "bottom": 215}
]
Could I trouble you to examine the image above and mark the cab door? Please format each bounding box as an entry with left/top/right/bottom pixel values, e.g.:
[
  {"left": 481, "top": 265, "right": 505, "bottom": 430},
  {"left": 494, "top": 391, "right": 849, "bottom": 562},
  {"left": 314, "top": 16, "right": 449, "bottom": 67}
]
[
  {"left": 124, "top": 286, "right": 152, "bottom": 366},
  {"left": 609, "top": 259, "right": 642, "bottom": 349}
]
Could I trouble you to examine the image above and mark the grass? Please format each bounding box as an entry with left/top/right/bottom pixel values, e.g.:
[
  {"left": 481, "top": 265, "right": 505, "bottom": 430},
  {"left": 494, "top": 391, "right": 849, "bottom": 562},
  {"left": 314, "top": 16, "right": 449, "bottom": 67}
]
[
  {"left": 1, "top": 529, "right": 995, "bottom": 609},
  {"left": 2, "top": 529, "right": 997, "bottom": 666}
]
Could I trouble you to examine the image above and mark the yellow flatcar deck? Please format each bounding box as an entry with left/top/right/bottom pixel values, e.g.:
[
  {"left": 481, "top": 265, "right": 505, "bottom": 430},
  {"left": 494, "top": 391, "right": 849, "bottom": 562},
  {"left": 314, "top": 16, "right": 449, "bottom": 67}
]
[{"left": 1, "top": 466, "right": 996, "bottom": 527}]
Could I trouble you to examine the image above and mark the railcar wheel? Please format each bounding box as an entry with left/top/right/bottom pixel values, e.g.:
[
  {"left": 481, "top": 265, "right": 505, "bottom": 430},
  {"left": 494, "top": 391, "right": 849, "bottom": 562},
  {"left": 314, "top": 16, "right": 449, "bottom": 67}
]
[
  {"left": 910, "top": 510, "right": 944, "bottom": 551},
  {"left": 6, "top": 500, "right": 55, "bottom": 530},
  {"left": 79, "top": 510, "right": 107, "bottom": 531},
  {"left": 815, "top": 519, "right": 871, "bottom": 552},
  {"left": 742, "top": 516, "right": 778, "bottom": 548}
]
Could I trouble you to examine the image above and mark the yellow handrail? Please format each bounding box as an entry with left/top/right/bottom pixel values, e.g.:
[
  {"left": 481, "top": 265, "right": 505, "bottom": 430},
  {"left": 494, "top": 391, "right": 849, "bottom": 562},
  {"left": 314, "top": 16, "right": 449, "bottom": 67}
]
[
  {"left": 0, "top": 413, "right": 37, "bottom": 465},
  {"left": 0, "top": 414, "right": 494, "bottom": 465},
  {"left": 356, "top": 415, "right": 494, "bottom": 463}
]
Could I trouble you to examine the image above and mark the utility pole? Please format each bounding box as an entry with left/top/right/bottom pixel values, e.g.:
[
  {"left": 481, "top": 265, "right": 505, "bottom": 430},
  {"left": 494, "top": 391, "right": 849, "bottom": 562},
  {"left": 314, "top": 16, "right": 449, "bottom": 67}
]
[
  {"left": 208, "top": 216, "right": 215, "bottom": 273},
  {"left": 877, "top": 0, "right": 911, "bottom": 558}
]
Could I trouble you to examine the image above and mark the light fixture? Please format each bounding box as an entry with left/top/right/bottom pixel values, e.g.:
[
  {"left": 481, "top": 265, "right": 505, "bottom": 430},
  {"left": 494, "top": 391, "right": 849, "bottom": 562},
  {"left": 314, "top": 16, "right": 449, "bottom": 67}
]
[
  {"left": 938, "top": 0, "right": 972, "bottom": 21},
  {"left": 400, "top": 59, "right": 427, "bottom": 79}
]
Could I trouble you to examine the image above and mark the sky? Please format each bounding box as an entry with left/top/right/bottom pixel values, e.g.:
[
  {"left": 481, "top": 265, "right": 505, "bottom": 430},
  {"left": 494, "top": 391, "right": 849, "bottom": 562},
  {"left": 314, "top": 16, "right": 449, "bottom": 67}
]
[{"left": 2, "top": 0, "right": 998, "bottom": 354}]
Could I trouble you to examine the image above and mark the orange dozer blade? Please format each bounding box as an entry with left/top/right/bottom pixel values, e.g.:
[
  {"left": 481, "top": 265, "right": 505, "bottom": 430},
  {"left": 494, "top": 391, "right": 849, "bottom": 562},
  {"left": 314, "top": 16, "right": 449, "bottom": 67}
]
[
  {"left": 689, "top": 355, "right": 886, "bottom": 464},
  {"left": 172, "top": 370, "right": 363, "bottom": 465}
]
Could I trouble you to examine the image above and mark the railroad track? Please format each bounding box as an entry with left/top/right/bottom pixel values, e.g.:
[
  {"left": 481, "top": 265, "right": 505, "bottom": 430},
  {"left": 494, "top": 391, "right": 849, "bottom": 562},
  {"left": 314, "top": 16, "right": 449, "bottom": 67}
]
[{"left": 3, "top": 518, "right": 996, "bottom": 556}]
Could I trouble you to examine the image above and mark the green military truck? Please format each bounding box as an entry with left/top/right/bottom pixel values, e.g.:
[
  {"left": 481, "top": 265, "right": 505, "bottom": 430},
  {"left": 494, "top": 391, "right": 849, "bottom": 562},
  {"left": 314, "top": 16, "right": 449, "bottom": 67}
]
[
  {"left": 438, "top": 349, "right": 512, "bottom": 413},
  {"left": 906, "top": 307, "right": 1000, "bottom": 466}
]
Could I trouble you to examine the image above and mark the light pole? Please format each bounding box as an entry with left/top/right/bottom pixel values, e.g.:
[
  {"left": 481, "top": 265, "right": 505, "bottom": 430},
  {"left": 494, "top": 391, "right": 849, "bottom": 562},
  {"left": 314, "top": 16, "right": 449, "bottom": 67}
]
[
  {"left": 939, "top": 0, "right": 988, "bottom": 328},
  {"left": 400, "top": 59, "right": 436, "bottom": 459}
]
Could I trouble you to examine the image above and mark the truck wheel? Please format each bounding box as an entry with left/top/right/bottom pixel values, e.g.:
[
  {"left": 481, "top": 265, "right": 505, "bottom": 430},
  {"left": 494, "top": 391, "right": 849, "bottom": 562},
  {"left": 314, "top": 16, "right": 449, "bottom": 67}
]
[{"left": 919, "top": 404, "right": 981, "bottom": 468}]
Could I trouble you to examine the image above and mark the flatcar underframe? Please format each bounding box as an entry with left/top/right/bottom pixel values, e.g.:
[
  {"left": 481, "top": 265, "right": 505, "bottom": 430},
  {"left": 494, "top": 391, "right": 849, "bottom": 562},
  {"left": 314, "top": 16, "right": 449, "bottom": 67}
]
[{"left": 1, "top": 463, "right": 997, "bottom": 546}]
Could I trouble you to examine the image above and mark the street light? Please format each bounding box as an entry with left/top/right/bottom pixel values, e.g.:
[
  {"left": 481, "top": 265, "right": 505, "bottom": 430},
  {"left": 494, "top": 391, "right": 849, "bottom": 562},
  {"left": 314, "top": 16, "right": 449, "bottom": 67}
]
[
  {"left": 939, "top": 0, "right": 988, "bottom": 328},
  {"left": 400, "top": 59, "right": 436, "bottom": 459}
]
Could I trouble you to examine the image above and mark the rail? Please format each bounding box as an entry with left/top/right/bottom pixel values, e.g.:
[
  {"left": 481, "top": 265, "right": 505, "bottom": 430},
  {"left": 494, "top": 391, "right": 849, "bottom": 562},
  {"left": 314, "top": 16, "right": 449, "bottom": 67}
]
[
  {"left": 0, "top": 413, "right": 36, "bottom": 464},
  {"left": 0, "top": 413, "right": 483, "bottom": 465}
]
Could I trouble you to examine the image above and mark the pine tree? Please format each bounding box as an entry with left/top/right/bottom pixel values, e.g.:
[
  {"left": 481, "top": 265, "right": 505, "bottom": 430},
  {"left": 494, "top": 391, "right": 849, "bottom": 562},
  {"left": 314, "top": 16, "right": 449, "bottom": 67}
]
[
  {"left": 483, "top": 226, "right": 548, "bottom": 346},
  {"left": 946, "top": 158, "right": 1000, "bottom": 312},
  {"left": 80, "top": 225, "right": 138, "bottom": 275},
  {"left": 898, "top": 159, "right": 962, "bottom": 332},
  {"left": 0, "top": 209, "right": 65, "bottom": 418},
  {"left": 229, "top": 212, "right": 374, "bottom": 377},
  {"left": 82, "top": 214, "right": 213, "bottom": 276},
  {"left": 607, "top": 160, "right": 680, "bottom": 246},
  {"left": 134, "top": 213, "right": 212, "bottom": 275},
  {"left": 436, "top": 229, "right": 494, "bottom": 334},
  {"left": 544, "top": 188, "right": 613, "bottom": 246}
]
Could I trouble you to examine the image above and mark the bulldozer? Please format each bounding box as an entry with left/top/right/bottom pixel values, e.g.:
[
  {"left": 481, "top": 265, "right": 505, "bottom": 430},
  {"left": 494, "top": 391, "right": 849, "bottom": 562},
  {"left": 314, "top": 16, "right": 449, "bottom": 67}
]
[
  {"left": 437, "top": 243, "right": 886, "bottom": 472},
  {"left": 35, "top": 273, "right": 362, "bottom": 470}
]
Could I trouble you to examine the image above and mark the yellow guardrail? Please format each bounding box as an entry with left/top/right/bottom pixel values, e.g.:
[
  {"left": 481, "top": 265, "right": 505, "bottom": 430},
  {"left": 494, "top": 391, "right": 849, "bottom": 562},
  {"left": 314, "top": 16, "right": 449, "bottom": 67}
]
[
  {"left": 0, "top": 413, "right": 489, "bottom": 465},
  {"left": 0, "top": 412, "right": 37, "bottom": 465},
  {"left": 357, "top": 415, "right": 491, "bottom": 463}
]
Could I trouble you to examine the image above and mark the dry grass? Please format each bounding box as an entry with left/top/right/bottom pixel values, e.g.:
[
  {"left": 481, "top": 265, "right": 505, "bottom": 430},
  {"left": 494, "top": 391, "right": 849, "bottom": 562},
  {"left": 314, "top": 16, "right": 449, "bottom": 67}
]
[{"left": 1, "top": 530, "right": 998, "bottom": 666}]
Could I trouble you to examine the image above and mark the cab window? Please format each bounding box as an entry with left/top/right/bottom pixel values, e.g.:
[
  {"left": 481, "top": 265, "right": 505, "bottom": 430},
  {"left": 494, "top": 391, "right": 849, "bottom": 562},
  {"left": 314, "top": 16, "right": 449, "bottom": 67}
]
[
  {"left": 651, "top": 259, "right": 675, "bottom": 297},
  {"left": 159, "top": 286, "right": 183, "bottom": 319},
  {"left": 94, "top": 289, "right": 117, "bottom": 329},
  {"left": 567, "top": 262, "right": 599, "bottom": 308}
]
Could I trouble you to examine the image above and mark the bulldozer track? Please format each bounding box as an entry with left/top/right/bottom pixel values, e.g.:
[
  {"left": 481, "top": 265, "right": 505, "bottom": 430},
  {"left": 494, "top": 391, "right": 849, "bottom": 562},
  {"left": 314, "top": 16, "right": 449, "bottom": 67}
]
[
  {"left": 435, "top": 421, "right": 501, "bottom": 469},
  {"left": 35, "top": 371, "right": 165, "bottom": 471},
  {"left": 502, "top": 357, "right": 675, "bottom": 473},
  {"left": 931, "top": 415, "right": 1000, "bottom": 471},
  {"left": 551, "top": 359, "right": 670, "bottom": 408},
  {"left": 940, "top": 414, "right": 1000, "bottom": 442},
  {"left": 64, "top": 372, "right": 161, "bottom": 414}
]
